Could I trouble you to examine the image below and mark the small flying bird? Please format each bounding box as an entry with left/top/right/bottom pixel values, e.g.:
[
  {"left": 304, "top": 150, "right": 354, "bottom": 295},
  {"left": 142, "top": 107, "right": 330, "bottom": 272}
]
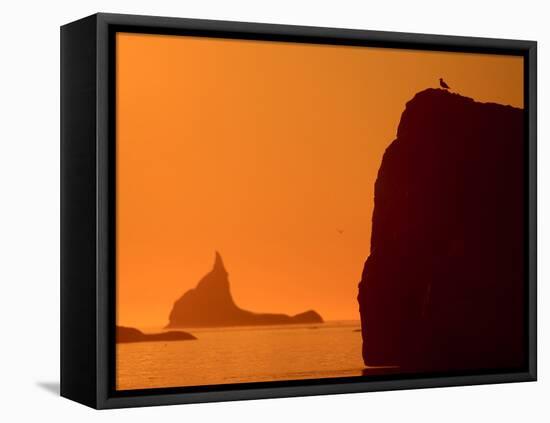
[{"left": 439, "top": 78, "right": 451, "bottom": 90}]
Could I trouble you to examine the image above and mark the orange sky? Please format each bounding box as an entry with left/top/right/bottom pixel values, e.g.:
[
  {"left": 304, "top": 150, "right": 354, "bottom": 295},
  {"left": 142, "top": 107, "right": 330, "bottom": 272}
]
[{"left": 116, "top": 32, "right": 523, "bottom": 328}]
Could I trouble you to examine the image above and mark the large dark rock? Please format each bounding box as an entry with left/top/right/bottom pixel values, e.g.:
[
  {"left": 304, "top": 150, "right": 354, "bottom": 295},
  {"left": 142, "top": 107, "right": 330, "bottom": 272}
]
[
  {"left": 358, "top": 89, "right": 525, "bottom": 373},
  {"left": 116, "top": 326, "right": 196, "bottom": 343},
  {"left": 166, "top": 252, "right": 323, "bottom": 328}
]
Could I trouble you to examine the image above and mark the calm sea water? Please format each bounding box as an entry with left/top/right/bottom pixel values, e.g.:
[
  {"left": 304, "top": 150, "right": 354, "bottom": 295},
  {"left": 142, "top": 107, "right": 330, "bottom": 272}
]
[{"left": 116, "top": 321, "right": 365, "bottom": 390}]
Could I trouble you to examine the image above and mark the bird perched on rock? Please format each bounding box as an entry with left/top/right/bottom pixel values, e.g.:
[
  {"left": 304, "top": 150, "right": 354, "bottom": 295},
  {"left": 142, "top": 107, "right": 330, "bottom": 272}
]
[{"left": 439, "top": 78, "right": 450, "bottom": 89}]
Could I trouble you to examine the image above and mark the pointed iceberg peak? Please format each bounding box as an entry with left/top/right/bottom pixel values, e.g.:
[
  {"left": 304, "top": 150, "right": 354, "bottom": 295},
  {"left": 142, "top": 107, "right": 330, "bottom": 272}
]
[
  {"left": 166, "top": 250, "right": 324, "bottom": 328},
  {"left": 213, "top": 251, "right": 227, "bottom": 274}
]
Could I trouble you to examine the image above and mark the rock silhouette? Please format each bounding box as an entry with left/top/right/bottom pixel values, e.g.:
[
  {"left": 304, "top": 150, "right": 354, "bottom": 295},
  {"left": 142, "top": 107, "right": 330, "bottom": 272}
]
[
  {"left": 358, "top": 89, "right": 525, "bottom": 373},
  {"left": 117, "top": 326, "right": 196, "bottom": 343},
  {"left": 166, "top": 252, "right": 323, "bottom": 328}
]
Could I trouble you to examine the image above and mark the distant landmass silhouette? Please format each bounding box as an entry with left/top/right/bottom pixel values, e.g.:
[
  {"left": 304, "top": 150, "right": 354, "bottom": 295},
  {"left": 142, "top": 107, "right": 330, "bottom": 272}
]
[
  {"left": 117, "top": 326, "right": 196, "bottom": 343},
  {"left": 358, "top": 88, "right": 525, "bottom": 373},
  {"left": 166, "top": 252, "right": 323, "bottom": 328}
]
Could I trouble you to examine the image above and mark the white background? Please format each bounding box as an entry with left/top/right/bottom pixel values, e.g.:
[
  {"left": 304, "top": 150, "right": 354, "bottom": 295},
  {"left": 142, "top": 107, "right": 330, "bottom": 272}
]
[{"left": 0, "top": 0, "right": 547, "bottom": 421}]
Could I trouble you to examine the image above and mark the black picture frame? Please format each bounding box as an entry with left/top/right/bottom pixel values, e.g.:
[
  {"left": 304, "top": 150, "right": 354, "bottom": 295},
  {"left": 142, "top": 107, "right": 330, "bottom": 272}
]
[{"left": 60, "top": 12, "right": 537, "bottom": 409}]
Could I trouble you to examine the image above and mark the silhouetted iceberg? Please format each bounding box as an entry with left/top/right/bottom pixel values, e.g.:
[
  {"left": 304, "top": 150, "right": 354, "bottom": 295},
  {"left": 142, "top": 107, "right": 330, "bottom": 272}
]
[
  {"left": 166, "top": 252, "right": 323, "bottom": 328},
  {"left": 117, "top": 326, "right": 196, "bottom": 343},
  {"left": 358, "top": 89, "right": 525, "bottom": 372}
]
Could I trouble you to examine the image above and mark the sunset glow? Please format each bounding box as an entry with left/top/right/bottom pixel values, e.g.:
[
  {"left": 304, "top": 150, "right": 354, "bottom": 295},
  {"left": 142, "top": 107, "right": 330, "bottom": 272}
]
[{"left": 116, "top": 32, "right": 523, "bottom": 328}]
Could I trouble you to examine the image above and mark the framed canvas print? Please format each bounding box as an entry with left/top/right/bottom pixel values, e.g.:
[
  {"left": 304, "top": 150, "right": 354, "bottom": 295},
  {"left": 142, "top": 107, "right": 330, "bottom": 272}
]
[{"left": 60, "top": 13, "right": 537, "bottom": 409}]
